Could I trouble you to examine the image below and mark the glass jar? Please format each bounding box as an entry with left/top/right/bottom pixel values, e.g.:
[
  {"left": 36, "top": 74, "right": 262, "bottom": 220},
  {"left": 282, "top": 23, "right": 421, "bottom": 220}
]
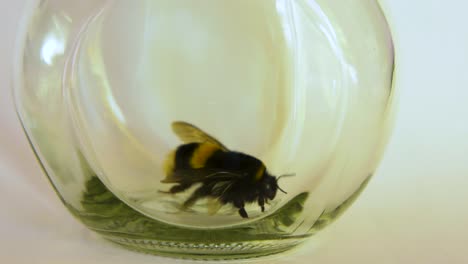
[{"left": 13, "top": 0, "right": 395, "bottom": 260}]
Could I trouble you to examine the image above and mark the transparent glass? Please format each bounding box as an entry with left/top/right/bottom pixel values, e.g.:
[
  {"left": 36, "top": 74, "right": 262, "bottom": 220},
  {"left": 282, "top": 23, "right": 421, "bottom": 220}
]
[{"left": 13, "top": 0, "right": 396, "bottom": 260}]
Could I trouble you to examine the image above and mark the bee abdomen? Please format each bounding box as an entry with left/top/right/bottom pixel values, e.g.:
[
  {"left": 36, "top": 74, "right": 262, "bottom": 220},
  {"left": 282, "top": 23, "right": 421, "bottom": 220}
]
[
  {"left": 190, "top": 143, "right": 220, "bottom": 168},
  {"left": 164, "top": 143, "right": 223, "bottom": 174},
  {"left": 163, "top": 150, "right": 176, "bottom": 175}
]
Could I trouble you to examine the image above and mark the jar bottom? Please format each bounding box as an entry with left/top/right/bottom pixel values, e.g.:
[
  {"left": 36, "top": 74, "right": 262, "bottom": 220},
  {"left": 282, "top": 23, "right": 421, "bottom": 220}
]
[
  {"left": 102, "top": 235, "right": 308, "bottom": 260},
  {"left": 61, "top": 169, "right": 370, "bottom": 260}
]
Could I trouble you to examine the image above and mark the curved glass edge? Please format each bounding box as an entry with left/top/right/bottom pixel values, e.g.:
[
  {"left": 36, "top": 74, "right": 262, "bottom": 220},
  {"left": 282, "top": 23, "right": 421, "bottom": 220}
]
[{"left": 66, "top": 163, "right": 371, "bottom": 242}]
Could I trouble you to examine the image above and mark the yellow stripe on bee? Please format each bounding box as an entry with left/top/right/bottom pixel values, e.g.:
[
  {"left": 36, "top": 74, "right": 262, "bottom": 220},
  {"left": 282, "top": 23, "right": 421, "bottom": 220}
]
[
  {"left": 255, "top": 165, "right": 265, "bottom": 181},
  {"left": 163, "top": 150, "right": 176, "bottom": 175},
  {"left": 190, "top": 143, "right": 220, "bottom": 168}
]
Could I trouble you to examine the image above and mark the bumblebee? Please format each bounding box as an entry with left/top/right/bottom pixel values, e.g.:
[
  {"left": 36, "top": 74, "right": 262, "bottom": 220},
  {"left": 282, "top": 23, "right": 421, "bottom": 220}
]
[{"left": 161, "top": 121, "right": 293, "bottom": 218}]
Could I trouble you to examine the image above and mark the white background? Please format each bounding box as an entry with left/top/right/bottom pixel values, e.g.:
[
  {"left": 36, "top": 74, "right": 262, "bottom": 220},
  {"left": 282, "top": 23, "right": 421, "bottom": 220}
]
[{"left": 1, "top": 0, "right": 467, "bottom": 263}]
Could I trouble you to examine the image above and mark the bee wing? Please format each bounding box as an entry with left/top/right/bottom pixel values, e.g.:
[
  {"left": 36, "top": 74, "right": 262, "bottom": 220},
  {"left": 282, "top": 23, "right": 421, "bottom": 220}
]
[
  {"left": 162, "top": 168, "right": 243, "bottom": 184},
  {"left": 210, "top": 180, "right": 235, "bottom": 196},
  {"left": 207, "top": 198, "right": 223, "bottom": 215},
  {"left": 172, "top": 121, "right": 229, "bottom": 151},
  {"left": 204, "top": 180, "right": 235, "bottom": 215},
  {"left": 160, "top": 169, "right": 207, "bottom": 183}
]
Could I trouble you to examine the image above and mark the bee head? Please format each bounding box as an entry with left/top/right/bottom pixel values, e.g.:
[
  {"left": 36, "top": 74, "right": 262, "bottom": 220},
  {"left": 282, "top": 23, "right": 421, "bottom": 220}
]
[
  {"left": 262, "top": 173, "right": 294, "bottom": 200},
  {"left": 262, "top": 175, "right": 278, "bottom": 200}
]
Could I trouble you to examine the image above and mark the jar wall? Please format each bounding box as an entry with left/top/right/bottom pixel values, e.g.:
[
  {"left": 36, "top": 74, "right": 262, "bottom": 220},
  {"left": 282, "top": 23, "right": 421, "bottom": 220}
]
[{"left": 14, "top": 0, "right": 395, "bottom": 259}]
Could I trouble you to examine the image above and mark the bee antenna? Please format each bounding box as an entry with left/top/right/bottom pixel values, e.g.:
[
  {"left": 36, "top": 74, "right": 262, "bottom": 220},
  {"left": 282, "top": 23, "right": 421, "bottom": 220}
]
[
  {"left": 277, "top": 185, "right": 288, "bottom": 194},
  {"left": 277, "top": 173, "right": 295, "bottom": 181},
  {"left": 275, "top": 173, "right": 294, "bottom": 194}
]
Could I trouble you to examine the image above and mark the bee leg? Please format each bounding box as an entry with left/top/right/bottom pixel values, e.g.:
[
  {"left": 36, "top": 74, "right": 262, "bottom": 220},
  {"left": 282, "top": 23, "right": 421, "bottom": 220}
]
[
  {"left": 170, "top": 183, "right": 192, "bottom": 194},
  {"left": 159, "top": 183, "right": 191, "bottom": 194},
  {"left": 233, "top": 200, "right": 248, "bottom": 218},
  {"left": 183, "top": 185, "right": 209, "bottom": 208},
  {"left": 258, "top": 197, "right": 265, "bottom": 212},
  {"left": 238, "top": 208, "right": 248, "bottom": 218}
]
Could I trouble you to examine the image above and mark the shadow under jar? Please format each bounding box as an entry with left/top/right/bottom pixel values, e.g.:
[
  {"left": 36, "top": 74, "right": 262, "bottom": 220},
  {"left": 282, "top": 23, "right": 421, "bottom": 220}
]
[{"left": 13, "top": 0, "right": 395, "bottom": 260}]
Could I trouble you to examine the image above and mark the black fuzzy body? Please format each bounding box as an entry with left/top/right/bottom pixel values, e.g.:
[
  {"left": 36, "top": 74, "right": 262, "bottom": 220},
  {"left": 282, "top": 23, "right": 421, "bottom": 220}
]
[
  {"left": 163, "top": 143, "right": 278, "bottom": 218},
  {"left": 174, "top": 142, "right": 263, "bottom": 177}
]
